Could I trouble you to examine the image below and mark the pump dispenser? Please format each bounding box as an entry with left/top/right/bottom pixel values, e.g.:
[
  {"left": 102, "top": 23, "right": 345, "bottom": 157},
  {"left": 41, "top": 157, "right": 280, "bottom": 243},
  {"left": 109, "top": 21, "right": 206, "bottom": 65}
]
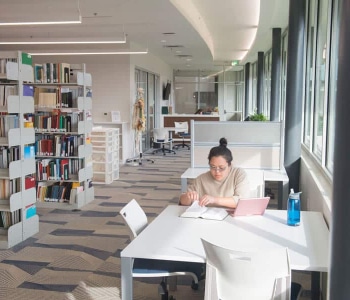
[{"left": 287, "top": 189, "right": 302, "bottom": 226}]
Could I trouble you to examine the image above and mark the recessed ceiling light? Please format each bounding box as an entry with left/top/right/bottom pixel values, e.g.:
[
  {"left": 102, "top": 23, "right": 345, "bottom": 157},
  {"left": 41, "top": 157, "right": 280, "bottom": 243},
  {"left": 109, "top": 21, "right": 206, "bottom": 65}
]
[{"left": 161, "top": 40, "right": 167, "bottom": 43}]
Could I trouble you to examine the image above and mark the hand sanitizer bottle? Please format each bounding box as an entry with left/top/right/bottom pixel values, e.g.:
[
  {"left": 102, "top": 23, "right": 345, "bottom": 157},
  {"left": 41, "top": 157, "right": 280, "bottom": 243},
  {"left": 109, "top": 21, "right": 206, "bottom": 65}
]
[{"left": 287, "top": 189, "right": 301, "bottom": 226}]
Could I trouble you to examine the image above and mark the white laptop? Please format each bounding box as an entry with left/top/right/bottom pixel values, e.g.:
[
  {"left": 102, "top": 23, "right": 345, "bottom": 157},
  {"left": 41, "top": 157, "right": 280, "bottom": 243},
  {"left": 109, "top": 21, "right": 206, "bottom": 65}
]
[{"left": 229, "top": 197, "right": 270, "bottom": 217}]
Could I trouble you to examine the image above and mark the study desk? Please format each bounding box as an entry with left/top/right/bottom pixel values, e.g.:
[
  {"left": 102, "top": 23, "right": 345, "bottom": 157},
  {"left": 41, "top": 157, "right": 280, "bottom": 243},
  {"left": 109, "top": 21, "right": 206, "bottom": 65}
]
[
  {"left": 120, "top": 205, "right": 329, "bottom": 300},
  {"left": 181, "top": 167, "right": 289, "bottom": 208},
  {"left": 164, "top": 127, "right": 186, "bottom": 150}
]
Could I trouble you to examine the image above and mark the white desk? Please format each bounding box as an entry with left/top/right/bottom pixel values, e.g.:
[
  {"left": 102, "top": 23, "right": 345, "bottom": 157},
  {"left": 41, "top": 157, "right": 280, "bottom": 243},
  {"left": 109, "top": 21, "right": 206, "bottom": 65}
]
[
  {"left": 121, "top": 205, "right": 329, "bottom": 300},
  {"left": 181, "top": 167, "right": 289, "bottom": 208},
  {"left": 164, "top": 127, "right": 186, "bottom": 150}
]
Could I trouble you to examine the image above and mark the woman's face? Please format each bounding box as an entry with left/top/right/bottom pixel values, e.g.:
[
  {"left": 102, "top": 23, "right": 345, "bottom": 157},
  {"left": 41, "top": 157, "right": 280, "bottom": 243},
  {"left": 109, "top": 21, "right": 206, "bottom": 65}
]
[{"left": 209, "top": 156, "right": 231, "bottom": 181}]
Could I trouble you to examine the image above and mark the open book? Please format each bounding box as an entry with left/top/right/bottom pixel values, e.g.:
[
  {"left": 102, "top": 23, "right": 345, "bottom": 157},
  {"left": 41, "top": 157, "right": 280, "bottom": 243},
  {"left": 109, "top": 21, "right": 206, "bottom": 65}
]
[{"left": 180, "top": 201, "right": 229, "bottom": 221}]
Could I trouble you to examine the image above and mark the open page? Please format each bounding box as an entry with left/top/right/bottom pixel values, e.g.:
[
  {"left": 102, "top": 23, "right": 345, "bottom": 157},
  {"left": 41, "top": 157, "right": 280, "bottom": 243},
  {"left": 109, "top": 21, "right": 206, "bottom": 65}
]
[
  {"left": 180, "top": 201, "right": 208, "bottom": 218},
  {"left": 180, "top": 201, "right": 228, "bottom": 220}
]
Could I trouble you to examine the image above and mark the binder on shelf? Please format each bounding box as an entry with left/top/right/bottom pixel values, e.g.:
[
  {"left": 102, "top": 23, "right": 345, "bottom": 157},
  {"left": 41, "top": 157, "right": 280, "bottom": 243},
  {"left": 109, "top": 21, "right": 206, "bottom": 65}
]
[
  {"left": 25, "top": 204, "right": 36, "bottom": 219},
  {"left": 21, "top": 52, "right": 33, "bottom": 66},
  {"left": 23, "top": 85, "right": 34, "bottom": 97},
  {"left": 25, "top": 175, "right": 36, "bottom": 190}
]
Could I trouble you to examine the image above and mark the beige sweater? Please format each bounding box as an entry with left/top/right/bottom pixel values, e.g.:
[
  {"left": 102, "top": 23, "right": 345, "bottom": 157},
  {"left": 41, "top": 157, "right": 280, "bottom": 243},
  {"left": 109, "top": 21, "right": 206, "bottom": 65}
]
[{"left": 188, "top": 167, "right": 251, "bottom": 204}]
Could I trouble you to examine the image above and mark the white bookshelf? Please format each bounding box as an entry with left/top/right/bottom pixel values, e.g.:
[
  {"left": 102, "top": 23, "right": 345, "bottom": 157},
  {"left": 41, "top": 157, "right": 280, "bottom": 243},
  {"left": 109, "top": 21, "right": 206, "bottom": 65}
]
[
  {"left": 32, "top": 63, "right": 94, "bottom": 209},
  {"left": 0, "top": 51, "right": 39, "bottom": 249},
  {"left": 91, "top": 127, "right": 119, "bottom": 184}
]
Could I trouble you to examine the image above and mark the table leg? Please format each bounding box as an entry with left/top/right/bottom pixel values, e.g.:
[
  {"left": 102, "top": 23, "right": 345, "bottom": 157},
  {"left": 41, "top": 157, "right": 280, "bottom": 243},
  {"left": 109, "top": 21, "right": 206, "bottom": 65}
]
[
  {"left": 311, "top": 271, "right": 321, "bottom": 300},
  {"left": 181, "top": 177, "right": 187, "bottom": 193},
  {"left": 278, "top": 180, "right": 289, "bottom": 210},
  {"left": 169, "top": 131, "right": 173, "bottom": 150},
  {"left": 121, "top": 257, "right": 133, "bottom": 300}
]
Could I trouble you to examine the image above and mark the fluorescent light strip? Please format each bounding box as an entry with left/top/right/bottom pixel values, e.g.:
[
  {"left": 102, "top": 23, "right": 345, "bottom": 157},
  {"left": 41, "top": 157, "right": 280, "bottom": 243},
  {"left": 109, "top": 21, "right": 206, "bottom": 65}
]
[
  {"left": 29, "top": 51, "right": 148, "bottom": 56},
  {"left": 0, "top": 16, "right": 82, "bottom": 26},
  {"left": 0, "top": 20, "right": 81, "bottom": 26},
  {"left": 0, "top": 41, "right": 126, "bottom": 45}
]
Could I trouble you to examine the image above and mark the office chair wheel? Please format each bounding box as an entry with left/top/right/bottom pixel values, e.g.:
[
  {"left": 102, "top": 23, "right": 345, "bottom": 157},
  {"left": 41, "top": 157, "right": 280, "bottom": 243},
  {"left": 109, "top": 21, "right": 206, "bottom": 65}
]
[{"left": 191, "top": 280, "right": 199, "bottom": 290}]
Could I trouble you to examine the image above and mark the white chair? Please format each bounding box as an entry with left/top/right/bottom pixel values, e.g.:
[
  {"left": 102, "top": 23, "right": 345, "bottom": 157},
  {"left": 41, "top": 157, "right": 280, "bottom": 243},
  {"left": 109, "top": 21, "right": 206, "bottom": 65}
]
[
  {"left": 201, "top": 238, "right": 292, "bottom": 300},
  {"left": 173, "top": 121, "right": 190, "bottom": 150},
  {"left": 152, "top": 128, "right": 176, "bottom": 155},
  {"left": 120, "top": 199, "right": 201, "bottom": 299}
]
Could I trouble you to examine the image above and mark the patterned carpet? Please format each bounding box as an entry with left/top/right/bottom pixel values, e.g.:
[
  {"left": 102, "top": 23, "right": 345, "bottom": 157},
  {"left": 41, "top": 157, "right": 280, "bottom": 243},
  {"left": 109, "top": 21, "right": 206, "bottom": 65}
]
[{"left": 0, "top": 149, "right": 311, "bottom": 299}]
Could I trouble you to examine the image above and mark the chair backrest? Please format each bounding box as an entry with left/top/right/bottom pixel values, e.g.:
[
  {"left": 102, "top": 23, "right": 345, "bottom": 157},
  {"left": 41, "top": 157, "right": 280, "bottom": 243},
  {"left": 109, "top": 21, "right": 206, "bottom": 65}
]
[
  {"left": 201, "top": 239, "right": 291, "bottom": 300},
  {"left": 174, "top": 121, "right": 189, "bottom": 134},
  {"left": 153, "top": 128, "right": 170, "bottom": 142},
  {"left": 120, "top": 199, "right": 148, "bottom": 239}
]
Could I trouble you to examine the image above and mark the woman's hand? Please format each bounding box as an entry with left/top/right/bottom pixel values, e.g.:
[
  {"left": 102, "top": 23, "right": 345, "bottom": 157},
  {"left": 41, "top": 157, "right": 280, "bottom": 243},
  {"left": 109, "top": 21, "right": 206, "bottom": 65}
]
[
  {"left": 185, "top": 191, "right": 199, "bottom": 203},
  {"left": 199, "top": 194, "right": 216, "bottom": 207}
]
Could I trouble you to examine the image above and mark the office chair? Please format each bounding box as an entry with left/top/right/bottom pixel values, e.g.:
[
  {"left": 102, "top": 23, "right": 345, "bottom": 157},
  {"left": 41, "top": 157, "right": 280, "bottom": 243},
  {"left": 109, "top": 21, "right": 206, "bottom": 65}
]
[
  {"left": 152, "top": 128, "right": 176, "bottom": 155},
  {"left": 201, "top": 238, "right": 294, "bottom": 300},
  {"left": 120, "top": 199, "right": 201, "bottom": 300},
  {"left": 173, "top": 121, "right": 190, "bottom": 150}
]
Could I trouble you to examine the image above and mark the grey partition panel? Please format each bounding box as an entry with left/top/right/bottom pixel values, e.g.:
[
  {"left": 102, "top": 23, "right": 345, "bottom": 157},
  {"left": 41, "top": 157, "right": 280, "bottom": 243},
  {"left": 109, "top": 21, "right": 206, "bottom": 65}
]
[
  {"left": 192, "top": 121, "right": 281, "bottom": 145},
  {"left": 190, "top": 120, "right": 283, "bottom": 169}
]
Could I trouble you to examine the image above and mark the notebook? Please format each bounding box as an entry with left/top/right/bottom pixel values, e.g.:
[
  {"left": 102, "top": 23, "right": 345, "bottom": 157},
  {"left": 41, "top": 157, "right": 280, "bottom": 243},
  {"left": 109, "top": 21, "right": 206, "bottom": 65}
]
[{"left": 230, "top": 197, "right": 270, "bottom": 217}]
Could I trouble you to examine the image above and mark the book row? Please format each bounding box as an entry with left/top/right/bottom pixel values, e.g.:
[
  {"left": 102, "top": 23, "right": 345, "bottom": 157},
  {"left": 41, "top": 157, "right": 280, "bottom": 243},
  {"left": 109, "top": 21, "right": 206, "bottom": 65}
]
[
  {"left": 33, "top": 111, "right": 81, "bottom": 133},
  {"left": 0, "top": 58, "right": 16, "bottom": 75},
  {"left": 35, "top": 135, "right": 84, "bottom": 157},
  {"left": 37, "top": 182, "right": 82, "bottom": 204},
  {"left": 0, "top": 115, "right": 19, "bottom": 137},
  {"left": 34, "top": 87, "right": 78, "bottom": 109},
  {"left": 0, "top": 178, "right": 20, "bottom": 199},
  {"left": 0, "top": 85, "right": 18, "bottom": 107},
  {"left": 0, "top": 146, "right": 20, "bottom": 168},
  {"left": 0, "top": 210, "right": 21, "bottom": 229},
  {"left": 34, "top": 63, "right": 71, "bottom": 84},
  {"left": 36, "top": 158, "right": 83, "bottom": 181}
]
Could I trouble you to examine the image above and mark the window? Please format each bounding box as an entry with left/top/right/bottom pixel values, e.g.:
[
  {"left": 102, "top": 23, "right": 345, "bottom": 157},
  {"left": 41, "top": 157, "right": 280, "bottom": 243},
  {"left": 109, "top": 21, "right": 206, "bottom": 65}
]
[
  {"left": 303, "top": 0, "right": 317, "bottom": 147},
  {"left": 312, "top": 0, "right": 331, "bottom": 161},
  {"left": 174, "top": 68, "right": 244, "bottom": 120},
  {"left": 326, "top": 0, "right": 340, "bottom": 173}
]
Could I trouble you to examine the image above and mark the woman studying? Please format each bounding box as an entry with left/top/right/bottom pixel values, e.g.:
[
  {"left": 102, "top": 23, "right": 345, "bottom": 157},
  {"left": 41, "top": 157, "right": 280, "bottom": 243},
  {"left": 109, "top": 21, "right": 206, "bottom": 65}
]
[{"left": 180, "top": 137, "right": 251, "bottom": 209}]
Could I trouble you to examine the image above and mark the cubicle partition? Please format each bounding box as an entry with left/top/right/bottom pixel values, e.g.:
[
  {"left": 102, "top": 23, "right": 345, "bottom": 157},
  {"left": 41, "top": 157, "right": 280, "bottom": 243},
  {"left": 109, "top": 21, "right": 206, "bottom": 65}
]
[
  {"left": 190, "top": 121, "right": 284, "bottom": 170},
  {"left": 182, "top": 121, "right": 288, "bottom": 208}
]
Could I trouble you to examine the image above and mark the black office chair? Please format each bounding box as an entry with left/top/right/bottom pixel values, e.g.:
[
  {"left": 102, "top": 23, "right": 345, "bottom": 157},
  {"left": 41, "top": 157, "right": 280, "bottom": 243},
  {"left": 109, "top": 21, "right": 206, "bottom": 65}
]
[{"left": 173, "top": 121, "right": 190, "bottom": 150}]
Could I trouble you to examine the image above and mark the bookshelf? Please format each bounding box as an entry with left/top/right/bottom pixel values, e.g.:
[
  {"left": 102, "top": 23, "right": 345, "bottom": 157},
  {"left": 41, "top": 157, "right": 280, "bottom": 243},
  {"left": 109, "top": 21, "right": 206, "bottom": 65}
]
[
  {"left": 91, "top": 127, "right": 119, "bottom": 184},
  {"left": 0, "top": 51, "right": 39, "bottom": 249},
  {"left": 30, "top": 63, "right": 94, "bottom": 209}
]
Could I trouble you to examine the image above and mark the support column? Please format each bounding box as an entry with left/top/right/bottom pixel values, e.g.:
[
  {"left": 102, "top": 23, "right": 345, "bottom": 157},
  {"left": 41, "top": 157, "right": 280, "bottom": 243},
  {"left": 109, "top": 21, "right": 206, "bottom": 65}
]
[
  {"left": 284, "top": 0, "right": 306, "bottom": 198},
  {"left": 329, "top": 1, "right": 350, "bottom": 299},
  {"left": 244, "top": 63, "right": 251, "bottom": 119},
  {"left": 256, "top": 52, "right": 264, "bottom": 114},
  {"left": 270, "top": 28, "right": 282, "bottom": 121}
]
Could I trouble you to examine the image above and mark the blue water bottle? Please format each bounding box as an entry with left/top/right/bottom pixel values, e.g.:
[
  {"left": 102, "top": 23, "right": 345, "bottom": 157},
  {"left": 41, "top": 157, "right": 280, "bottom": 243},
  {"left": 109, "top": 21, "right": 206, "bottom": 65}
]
[{"left": 287, "top": 189, "right": 301, "bottom": 226}]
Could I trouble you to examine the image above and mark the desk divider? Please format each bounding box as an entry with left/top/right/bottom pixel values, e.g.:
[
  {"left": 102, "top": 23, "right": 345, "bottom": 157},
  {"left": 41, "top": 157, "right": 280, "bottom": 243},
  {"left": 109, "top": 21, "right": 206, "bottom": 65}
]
[{"left": 190, "top": 121, "right": 284, "bottom": 170}]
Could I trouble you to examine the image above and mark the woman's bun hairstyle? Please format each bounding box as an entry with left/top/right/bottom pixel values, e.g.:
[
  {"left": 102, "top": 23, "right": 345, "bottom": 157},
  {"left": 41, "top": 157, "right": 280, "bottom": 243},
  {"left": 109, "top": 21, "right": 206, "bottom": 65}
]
[
  {"left": 208, "top": 137, "right": 233, "bottom": 165},
  {"left": 219, "top": 137, "right": 228, "bottom": 147}
]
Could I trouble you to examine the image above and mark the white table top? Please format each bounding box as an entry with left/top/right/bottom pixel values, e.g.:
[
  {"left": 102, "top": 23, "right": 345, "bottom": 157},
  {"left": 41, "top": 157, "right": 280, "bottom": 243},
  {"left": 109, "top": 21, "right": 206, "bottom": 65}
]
[{"left": 121, "top": 205, "right": 329, "bottom": 272}]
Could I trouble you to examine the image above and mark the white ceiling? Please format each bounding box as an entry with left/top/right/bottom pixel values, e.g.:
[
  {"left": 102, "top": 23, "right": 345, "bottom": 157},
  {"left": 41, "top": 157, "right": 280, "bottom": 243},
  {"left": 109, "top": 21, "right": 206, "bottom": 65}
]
[{"left": 0, "top": 0, "right": 289, "bottom": 71}]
